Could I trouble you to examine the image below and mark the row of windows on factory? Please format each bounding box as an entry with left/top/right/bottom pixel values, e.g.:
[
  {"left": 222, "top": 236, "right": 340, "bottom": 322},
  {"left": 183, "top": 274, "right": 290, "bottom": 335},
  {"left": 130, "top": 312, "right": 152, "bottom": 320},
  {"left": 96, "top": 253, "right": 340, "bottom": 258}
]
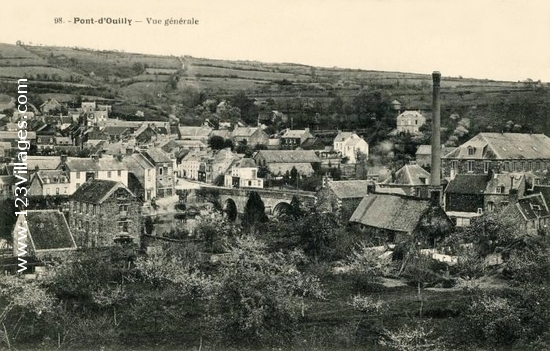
[
  {"left": 451, "top": 160, "right": 548, "bottom": 173},
  {"left": 72, "top": 202, "right": 129, "bottom": 215}
]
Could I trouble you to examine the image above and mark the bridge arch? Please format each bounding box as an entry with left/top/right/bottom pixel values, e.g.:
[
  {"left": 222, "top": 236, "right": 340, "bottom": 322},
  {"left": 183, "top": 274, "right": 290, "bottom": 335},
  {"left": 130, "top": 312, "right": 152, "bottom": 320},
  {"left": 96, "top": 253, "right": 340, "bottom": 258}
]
[
  {"left": 272, "top": 201, "right": 293, "bottom": 218},
  {"left": 224, "top": 198, "right": 238, "bottom": 221}
]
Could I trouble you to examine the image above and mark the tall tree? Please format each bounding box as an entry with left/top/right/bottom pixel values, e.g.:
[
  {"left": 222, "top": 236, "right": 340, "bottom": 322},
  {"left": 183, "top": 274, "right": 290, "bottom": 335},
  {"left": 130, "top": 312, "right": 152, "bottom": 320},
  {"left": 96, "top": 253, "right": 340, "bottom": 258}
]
[{"left": 243, "top": 191, "right": 268, "bottom": 226}]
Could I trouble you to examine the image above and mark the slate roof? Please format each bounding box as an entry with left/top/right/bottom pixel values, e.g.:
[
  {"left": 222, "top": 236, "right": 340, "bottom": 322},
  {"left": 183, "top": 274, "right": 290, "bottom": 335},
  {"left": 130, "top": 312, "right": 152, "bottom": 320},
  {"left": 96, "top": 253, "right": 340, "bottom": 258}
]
[
  {"left": 349, "top": 194, "right": 434, "bottom": 233},
  {"left": 485, "top": 173, "right": 524, "bottom": 194},
  {"left": 231, "top": 126, "right": 262, "bottom": 138},
  {"left": 71, "top": 179, "right": 132, "bottom": 204},
  {"left": 35, "top": 169, "right": 69, "bottom": 184},
  {"left": 256, "top": 150, "right": 321, "bottom": 163},
  {"left": 515, "top": 194, "right": 550, "bottom": 220},
  {"left": 25, "top": 210, "right": 76, "bottom": 251},
  {"left": 122, "top": 153, "right": 155, "bottom": 178},
  {"left": 444, "top": 133, "right": 550, "bottom": 160},
  {"left": 268, "top": 163, "right": 314, "bottom": 176},
  {"left": 397, "top": 110, "right": 424, "bottom": 119},
  {"left": 532, "top": 185, "right": 550, "bottom": 206},
  {"left": 210, "top": 129, "right": 230, "bottom": 139},
  {"left": 103, "top": 126, "right": 131, "bottom": 136},
  {"left": 144, "top": 148, "right": 172, "bottom": 164},
  {"left": 282, "top": 129, "right": 310, "bottom": 138},
  {"left": 26, "top": 156, "right": 62, "bottom": 171},
  {"left": 334, "top": 131, "right": 353, "bottom": 142},
  {"left": 64, "top": 156, "right": 127, "bottom": 172},
  {"left": 328, "top": 180, "right": 372, "bottom": 199},
  {"left": 233, "top": 158, "right": 257, "bottom": 168},
  {"left": 445, "top": 174, "right": 488, "bottom": 194},
  {"left": 0, "top": 131, "right": 36, "bottom": 140},
  {"left": 178, "top": 125, "right": 212, "bottom": 138},
  {"left": 383, "top": 164, "right": 430, "bottom": 185},
  {"left": 416, "top": 144, "right": 458, "bottom": 157}
]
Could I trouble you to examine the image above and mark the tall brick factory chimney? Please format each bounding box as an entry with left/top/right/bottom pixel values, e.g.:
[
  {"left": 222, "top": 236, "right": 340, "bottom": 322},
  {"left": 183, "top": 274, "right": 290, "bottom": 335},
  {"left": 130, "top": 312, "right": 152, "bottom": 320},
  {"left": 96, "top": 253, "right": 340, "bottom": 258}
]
[{"left": 430, "top": 71, "right": 441, "bottom": 186}]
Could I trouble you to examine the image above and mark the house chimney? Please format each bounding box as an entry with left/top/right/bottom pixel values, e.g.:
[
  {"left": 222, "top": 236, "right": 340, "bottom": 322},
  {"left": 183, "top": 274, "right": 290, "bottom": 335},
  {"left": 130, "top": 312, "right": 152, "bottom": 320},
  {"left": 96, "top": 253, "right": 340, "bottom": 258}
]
[{"left": 430, "top": 71, "right": 441, "bottom": 187}]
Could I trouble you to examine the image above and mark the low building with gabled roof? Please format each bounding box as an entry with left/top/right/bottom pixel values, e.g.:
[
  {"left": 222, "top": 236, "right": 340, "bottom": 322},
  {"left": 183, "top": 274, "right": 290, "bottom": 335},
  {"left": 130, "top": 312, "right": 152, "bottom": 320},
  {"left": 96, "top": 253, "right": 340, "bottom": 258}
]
[
  {"left": 350, "top": 193, "right": 453, "bottom": 244},
  {"left": 28, "top": 169, "right": 70, "bottom": 196},
  {"left": 231, "top": 126, "right": 269, "bottom": 147},
  {"left": 12, "top": 210, "right": 76, "bottom": 261},
  {"left": 317, "top": 179, "right": 373, "bottom": 221},
  {"left": 69, "top": 179, "right": 141, "bottom": 248},
  {"left": 501, "top": 193, "right": 550, "bottom": 235}
]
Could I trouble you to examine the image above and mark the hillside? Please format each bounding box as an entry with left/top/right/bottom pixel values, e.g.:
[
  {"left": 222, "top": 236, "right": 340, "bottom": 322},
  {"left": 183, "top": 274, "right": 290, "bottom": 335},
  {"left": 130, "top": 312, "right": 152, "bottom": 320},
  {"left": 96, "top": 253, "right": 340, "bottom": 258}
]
[{"left": 0, "top": 42, "right": 549, "bottom": 136}]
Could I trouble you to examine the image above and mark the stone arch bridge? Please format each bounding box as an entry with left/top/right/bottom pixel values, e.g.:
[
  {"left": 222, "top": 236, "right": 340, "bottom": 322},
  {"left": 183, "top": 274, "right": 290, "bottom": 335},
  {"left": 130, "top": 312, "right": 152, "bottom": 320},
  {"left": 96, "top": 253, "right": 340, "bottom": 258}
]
[{"left": 191, "top": 185, "right": 317, "bottom": 220}]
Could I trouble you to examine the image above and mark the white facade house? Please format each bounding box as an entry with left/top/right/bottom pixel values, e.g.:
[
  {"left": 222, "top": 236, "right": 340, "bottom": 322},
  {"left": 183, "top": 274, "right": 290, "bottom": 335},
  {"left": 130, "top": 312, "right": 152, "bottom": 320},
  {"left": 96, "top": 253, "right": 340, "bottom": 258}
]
[
  {"left": 60, "top": 156, "right": 128, "bottom": 195},
  {"left": 333, "top": 132, "right": 369, "bottom": 163},
  {"left": 396, "top": 111, "right": 426, "bottom": 134},
  {"left": 224, "top": 158, "right": 263, "bottom": 188},
  {"left": 180, "top": 151, "right": 208, "bottom": 179}
]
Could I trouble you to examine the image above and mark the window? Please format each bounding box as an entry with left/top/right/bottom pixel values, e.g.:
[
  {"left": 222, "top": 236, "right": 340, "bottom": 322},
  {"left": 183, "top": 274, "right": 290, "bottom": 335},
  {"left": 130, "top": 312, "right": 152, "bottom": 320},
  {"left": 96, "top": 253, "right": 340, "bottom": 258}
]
[
  {"left": 520, "top": 162, "right": 525, "bottom": 171},
  {"left": 118, "top": 221, "right": 129, "bottom": 233},
  {"left": 535, "top": 161, "right": 540, "bottom": 171},
  {"left": 504, "top": 162, "right": 509, "bottom": 171},
  {"left": 117, "top": 170, "right": 122, "bottom": 177},
  {"left": 496, "top": 185, "right": 505, "bottom": 194},
  {"left": 451, "top": 160, "right": 458, "bottom": 170},
  {"left": 527, "top": 162, "right": 532, "bottom": 172},
  {"left": 514, "top": 162, "right": 519, "bottom": 171},
  {"left": 107, "top": 171, "right": 112, "bottom": 178},
  {"left": 467, "top": 146, "right": 475, "bottom": 155},
  {"left": 487, "top": 201, "right": 495, "bottom": 212},
  {"left": 467, "top": 160, "right": 475, "bottom": 173},
  {"left": 56, "top": 187, "right": 59, "bottom": 195},
  {"left": 119, "top": 204, "right": 128, "bottom": 213},
  {"left": 159, "top": 167, "right": 163, "bottom": 175},
  {"left": 484, "top": 161, "right": 491, "bottom": 173},
  {"left": 46, "top": 188, "right": 50, "bottom": 195},
  {"left": 500, "top": 201, "right": 509, "bottom": 208},
  {"left": 76, "top": 171, "right": 81, "bottom": 179}
]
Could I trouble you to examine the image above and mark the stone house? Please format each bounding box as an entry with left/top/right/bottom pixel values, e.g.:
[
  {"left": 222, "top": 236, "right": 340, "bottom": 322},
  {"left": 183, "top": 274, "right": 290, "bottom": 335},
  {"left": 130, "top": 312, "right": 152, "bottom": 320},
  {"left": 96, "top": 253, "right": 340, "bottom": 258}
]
[
  {"left": 333, "top": 132, "right": 368, "bottom": 163},
  {"left": 316, "top": 179, "right": 373, "bottom": 221},
  {"left": 28, "top": 169, "right": 71, "bottom": 196},
  {"left": 224, "top": 158, "right": 263, "bottom": 188},
  {"left": 59, "top": 155, "right": 128, "bottom": 195},
  {"left": 444, "top": 172, "right": 525, "bottom": 214},
  {"left": 142, "top": 148, "right": 175, "bottom": 197},
  {"left": 180, "top": 150, "right": 210, "bottom": 180},
  {"left": 396, "top": 111, "right": 426, "bottom": 134},
  {"left": 231, "top": 126, "right": 269, "bottom": 147},
  {"left": 68, "top": 179, "right": 141, "bottom": 248},
  {"left": 40, "top": 98, "right": 64, "bottom": 114},
  {"left": 122, "top": 153, "right": 157, "bottom": 201},
  {"left": 380, "top": 164, "right": 431, "bottom": 197},
  {"left": 500, "top": 193, "right": 550, "bottom": 235},
  {"left": 349, "top": 193, "right": 453, "bottom": 244},
  {"left": 280, "top": 128, "right": 314, "bottom": 149},
  {"left": 442, "top": 133, "right": 550, "bottom": 178}
]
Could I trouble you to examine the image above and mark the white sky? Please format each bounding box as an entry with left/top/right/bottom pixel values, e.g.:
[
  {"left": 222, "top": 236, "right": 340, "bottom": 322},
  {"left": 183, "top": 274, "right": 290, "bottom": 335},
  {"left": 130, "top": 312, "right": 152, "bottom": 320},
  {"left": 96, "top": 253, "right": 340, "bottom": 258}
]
[{"left": 2, "top": 0, "right": 550, "bottom": 82}]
